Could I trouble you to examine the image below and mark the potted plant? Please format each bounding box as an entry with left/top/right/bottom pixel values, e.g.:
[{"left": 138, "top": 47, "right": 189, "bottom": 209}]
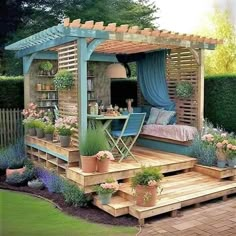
[
  {"left": 96, "top": 151, "right": 114, "bottom": 173},
  {"left": 44, "top": 123, "right": 55, "bottom": 141},
  {"left": 216, "top": 140, "right": 228, "bottom": 168},
  {"left": 39, "top": 61, "right": 53, "bottom": 75},
  {"left": 176, "top": 81, "right": 194, "bottom": 99},
  {"left": 53, "top": 70, "right": 74, "bottom": 90},
  {"left": 22, "top": 103, "right": 43, "bottom": 136},
  {"left": 131, "top": 166, "right": 163, "bottom": 207},
  {"left": 55, "top": 117, "right": 77, "bottom": 147},
  {"left": 80, "top": 126, "right": 109, "bottom": 173},
  {"left": 6, "top": 158, "right": 26, "bottom": 178},
  {"left": 226, "top": 142, "right": 236, "bottom": 167},
  {"left": 93, "top": 178, "right": 119, "bottom": 205},
  {"left": 34, "top": 119, "right": 46, "bottom": 138}
]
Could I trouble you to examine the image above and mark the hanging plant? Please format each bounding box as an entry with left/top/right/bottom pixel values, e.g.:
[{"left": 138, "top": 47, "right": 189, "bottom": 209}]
[
  {"left": 176, "top": 81, "right": 194, "bottom": 99},
  {"left": 53, "top": 70, "right": 74, "bottom": 90}
]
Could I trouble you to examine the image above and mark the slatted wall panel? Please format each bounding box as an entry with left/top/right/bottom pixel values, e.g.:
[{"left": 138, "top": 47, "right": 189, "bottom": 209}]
[
  {"left": 137, "top": 48, "right": 200, "bottom": 128},
  {"left": 166, "top": 48, "right": 199, "bottom": 127},
  {"left": 57, "top": 41, "right": 79, "bottom": 146}
]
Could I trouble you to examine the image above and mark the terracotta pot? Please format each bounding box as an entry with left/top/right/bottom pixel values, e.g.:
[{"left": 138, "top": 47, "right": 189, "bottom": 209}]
[
  {"left": 81, "top": 155, "right": 97, "bottom": 173},
  {"left": 59, "top": 135, "right": 71, "bottom": 147},
  {"left": 135, "top": 185, "right": 157, "bottom": 207},
  {"left": 97, "top": 158, "right": 110, "bottom": 172},
  {"left": 36, "top": 83, "right": 42, "bottom": 91},
  {"left": 6, "top": 166, "right": 26, "bottom": 177},
  {"left": 45, "top": 84, "right": 51, "bottom": 90}
]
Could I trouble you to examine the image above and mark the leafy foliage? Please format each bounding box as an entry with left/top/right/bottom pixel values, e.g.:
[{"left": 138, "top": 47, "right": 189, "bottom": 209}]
[
  {"left": 62, "top": 182, "right": 91, "bottom": 207},
  {"left": 44, "top": 123, "right": 55, "bottom": 134},
  {"left": 80, "top": 126, "right": 109, "bottom": 156},
  {"left": 53, "top": 70, "right": 74, "bottom": 90},
  {"left": 204, "top": 75, "right": 236, "bottom": 133},
  {"left": 131, "top": 166, "right": 163, "bottom": 188},
  {"left": 191, "top": 134, "right": 217, "bottom": 166},
  {"left": 197, "top": 8, "right": 236, "bottom": 75},
  {"left": 39, "top": 61, "right": 53, "bottom": 71},
  {"left": 176, "top": 81, "right": 193, "bottom": 99},
  {"left": 0, "top": 76, "right": 24, "bottom": 108}
]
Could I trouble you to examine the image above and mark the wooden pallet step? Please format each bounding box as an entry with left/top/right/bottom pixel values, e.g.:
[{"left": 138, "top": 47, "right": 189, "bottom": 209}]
[{"left": 93, "top": 195, "right": 134, "bottom": 217}]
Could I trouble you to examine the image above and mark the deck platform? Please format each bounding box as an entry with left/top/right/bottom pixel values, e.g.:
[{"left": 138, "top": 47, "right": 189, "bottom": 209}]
[
  {"left": 66, "top": 146, "right": 196, "bottom": 192},
  {"left": 94, "top": 171, "right": 236, "bottom": 224}
]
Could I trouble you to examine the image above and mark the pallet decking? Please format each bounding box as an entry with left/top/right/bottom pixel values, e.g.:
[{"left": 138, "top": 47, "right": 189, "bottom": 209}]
[
  {"left": 94, "top": 172, "right": 236, "bottom": 224},
  {"left": 26, "top": 136, "right": 236, "bottom": 224}
]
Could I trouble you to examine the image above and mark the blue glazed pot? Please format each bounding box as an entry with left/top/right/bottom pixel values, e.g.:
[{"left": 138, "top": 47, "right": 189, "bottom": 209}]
[
  {"left": 98, "top": 193, "right": 112, "bottom": 205},
  {"left": 227, "top": 158, "right": 236, "bottom": 168},
  {"left": 217, "top": 160, "right": 226, "bottom": 168}
]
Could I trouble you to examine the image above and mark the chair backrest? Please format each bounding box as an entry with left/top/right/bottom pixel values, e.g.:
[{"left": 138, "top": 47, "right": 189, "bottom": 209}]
[{"left": 123, "top": 113, "right": 146, "bottom": 135}]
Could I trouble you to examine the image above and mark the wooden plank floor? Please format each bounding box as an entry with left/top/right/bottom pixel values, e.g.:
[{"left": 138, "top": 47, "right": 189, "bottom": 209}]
[
  {"left": 94, "top": 171, "right": 236, "bottom": 223},
  {"left": 66, "top": 146, "right": 196, "bottom": 191}
]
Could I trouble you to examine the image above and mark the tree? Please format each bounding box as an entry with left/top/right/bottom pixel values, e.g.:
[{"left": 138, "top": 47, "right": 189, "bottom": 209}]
[
  {"left": 1, "top": 0, "right": 158, "bottom": 75},
  {"left": 199, "top": 8, "right": 236, "bottom": 75}
]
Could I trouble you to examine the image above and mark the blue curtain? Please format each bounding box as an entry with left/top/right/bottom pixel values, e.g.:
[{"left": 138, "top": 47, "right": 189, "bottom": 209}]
[{"left": 137, "top": 50, "right": 175, "bottom": 110}]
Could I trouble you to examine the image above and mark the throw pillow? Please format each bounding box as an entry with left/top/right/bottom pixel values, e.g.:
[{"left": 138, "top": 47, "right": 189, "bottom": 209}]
[
  {"left": 146, "top": 107, "right": 163, "bottom": 124},
  {"left": 156, "top": 110, "right": 176, "bottom": 125}
]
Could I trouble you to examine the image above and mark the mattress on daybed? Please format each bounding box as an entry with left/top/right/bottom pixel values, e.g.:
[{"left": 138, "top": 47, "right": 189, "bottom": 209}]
[{"left": 141, "top": 124, "right": 198, "bottom": 142}]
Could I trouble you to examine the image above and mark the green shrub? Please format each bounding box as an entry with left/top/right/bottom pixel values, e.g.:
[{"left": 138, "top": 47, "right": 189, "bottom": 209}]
[
  {"left": 204, "top": 74, "right": 236, "bottom": 133},
  {"left": 53, "top": 70, "right": 74, "bottom": 90},
  {"left": 62, "top": 182, "right": 91, "bottom": 207},
  {"left": 44, "top": 123, "right": 55, "bottom": 134},
  {"left": 39, "top": 61, "right": 53, "bottom": 71},
  {"left": 0, "top": 76, "right": 24, "bottom": 108},
  {"left": 176, "top": 81, "right": 193, "bottom": 99},
  {"left": 80, "top": 126, "right": 109, "bottom": 156},
  {"left": 34, "top": 120, "right": 46, "bottom": 129}
]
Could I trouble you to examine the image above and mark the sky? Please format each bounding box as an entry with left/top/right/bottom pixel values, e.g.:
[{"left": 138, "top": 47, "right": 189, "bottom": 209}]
[{"left": 154, "top": 0, "right": 236, "bottom": 34}]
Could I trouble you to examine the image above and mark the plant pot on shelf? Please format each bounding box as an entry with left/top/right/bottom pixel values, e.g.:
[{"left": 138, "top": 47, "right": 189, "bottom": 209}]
[
  {"left": 97, "top": 158, "right": 110, "bottom": 172},
  {"left": 45, "top": 84, "right": 51, "bottom": 90},
  {"left": 216, "top": 149, "right": 227, "bottom": 168},
  {"left": 227, "top": 158, "right": 236, "bottom": 168},
  {"left": 59, "top": 135, "right": 71, "bottom": 147},
  {"left": 45, "top": 133, "right": 53, "bottom": 141},
  {"left": 81, "top": 155, "right": 97, "bottom": 173},
  {"left": 28, "top": 128, "right": 36, "bottom": 136},
  {"left": 98, "top": 192, "right": 112, "bottom": 205},
  {"left": 36, "top": 83, "right": 42, "bottom": 91},
  {"left": 135, "top": 185, "right": 157, "bottom": 207},
  {"left": 6, "top": 166, "right": 26, "bottom": 178},
  {"left": 36, "top": 128, "right": 44, "bottom": 138}
]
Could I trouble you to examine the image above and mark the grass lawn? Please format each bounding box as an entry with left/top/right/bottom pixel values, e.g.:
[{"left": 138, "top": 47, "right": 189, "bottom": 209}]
[{"left": 0, "top": 190, "right": 137, "bottom": 236}]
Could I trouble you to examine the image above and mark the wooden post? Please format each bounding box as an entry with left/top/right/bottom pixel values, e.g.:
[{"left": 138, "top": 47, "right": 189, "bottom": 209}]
[
  {"left": 77, "top": 38, "right": 88, "bottom": 143},
  {"left": 197, "top": 49, "right": 204, "bottom": 130}
]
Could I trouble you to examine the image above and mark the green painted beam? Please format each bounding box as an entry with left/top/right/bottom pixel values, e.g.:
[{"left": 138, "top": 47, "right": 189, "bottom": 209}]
[
  {"left": 23, "top": 53, "right": 36, "bottom": 74},
  {"left": 89, "top": 53, "right": 118, "bottom": 62},
  {"left": 86, "top": 39, "right": 105, "bottom": 60},
  {"left": 77, "top": 38, "right": 88, "bottom": 143},
  {"left": 34, "top": 51, "right": 58, "bottom": 60},
  {"left": 16, "top": 36, "right": 78, "bottom": 58}
]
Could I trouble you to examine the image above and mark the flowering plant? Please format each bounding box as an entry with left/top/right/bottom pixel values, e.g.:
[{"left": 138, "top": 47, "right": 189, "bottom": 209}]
[
  {"left": 22, "top": 103, "right": 44, "bottom": 119},
  {"left": 55, "top": 116, "right": 77, "bottom": 136},
  {"left": 96, "top": 151, "right": 114, "bottom": 161},
  {"left": 226, "top": 141, "right": 236, "bottom": 159},
  {"left": 131, "top": 166, "right": 163, "bottom": 188},
  {"left": 93, "top": 178, "right": 119, "bottom": 194}
]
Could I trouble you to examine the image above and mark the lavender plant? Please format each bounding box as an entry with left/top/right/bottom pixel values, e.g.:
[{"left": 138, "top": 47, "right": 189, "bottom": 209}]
[{"left": 36, "top": 168, "right": 65, "bottom": 193}]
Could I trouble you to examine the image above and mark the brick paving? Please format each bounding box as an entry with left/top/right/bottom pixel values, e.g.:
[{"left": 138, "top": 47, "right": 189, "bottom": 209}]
[{"left": 138, "top": 195, "right": 236, "bottom": 236}]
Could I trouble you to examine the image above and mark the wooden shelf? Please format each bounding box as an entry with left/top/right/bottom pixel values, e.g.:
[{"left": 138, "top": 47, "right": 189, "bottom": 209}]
[
  {"left": 36, "top": 90, "right": 57, "bottom": 92},
  {"left": 37, "top": 75, "right": 55, "bottom": 78}
]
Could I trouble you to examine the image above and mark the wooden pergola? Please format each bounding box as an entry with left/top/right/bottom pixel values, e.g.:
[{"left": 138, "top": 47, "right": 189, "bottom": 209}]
[{"left": 5, "top": 18, "right": 222, "bottom": 143}]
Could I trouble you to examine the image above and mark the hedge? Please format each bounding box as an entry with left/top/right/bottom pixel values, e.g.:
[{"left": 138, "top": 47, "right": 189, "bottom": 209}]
[
  {"left": 204, "top": 74, "right": 236, "bottom": 133},
  {"left": 0, "top": 76, "right": 24, "bottom": 109}
]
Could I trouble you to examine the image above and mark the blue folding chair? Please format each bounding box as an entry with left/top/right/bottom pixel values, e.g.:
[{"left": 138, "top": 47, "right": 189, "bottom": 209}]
[{"left": 110, "top": 113, "right": 146, "bottom": 162}]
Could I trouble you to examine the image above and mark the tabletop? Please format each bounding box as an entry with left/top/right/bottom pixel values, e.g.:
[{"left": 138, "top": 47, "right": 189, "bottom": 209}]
[{"left": 87, "top": 114, "right": 128, "bottom": 120}]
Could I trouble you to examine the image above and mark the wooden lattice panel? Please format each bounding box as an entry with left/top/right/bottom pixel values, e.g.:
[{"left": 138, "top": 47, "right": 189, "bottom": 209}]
[
  {"left": 166, "top": 48, "right": 200, "bottom": 127},
  {"left": 57, "top": 41, "right": 79, "bottom": 146}
]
